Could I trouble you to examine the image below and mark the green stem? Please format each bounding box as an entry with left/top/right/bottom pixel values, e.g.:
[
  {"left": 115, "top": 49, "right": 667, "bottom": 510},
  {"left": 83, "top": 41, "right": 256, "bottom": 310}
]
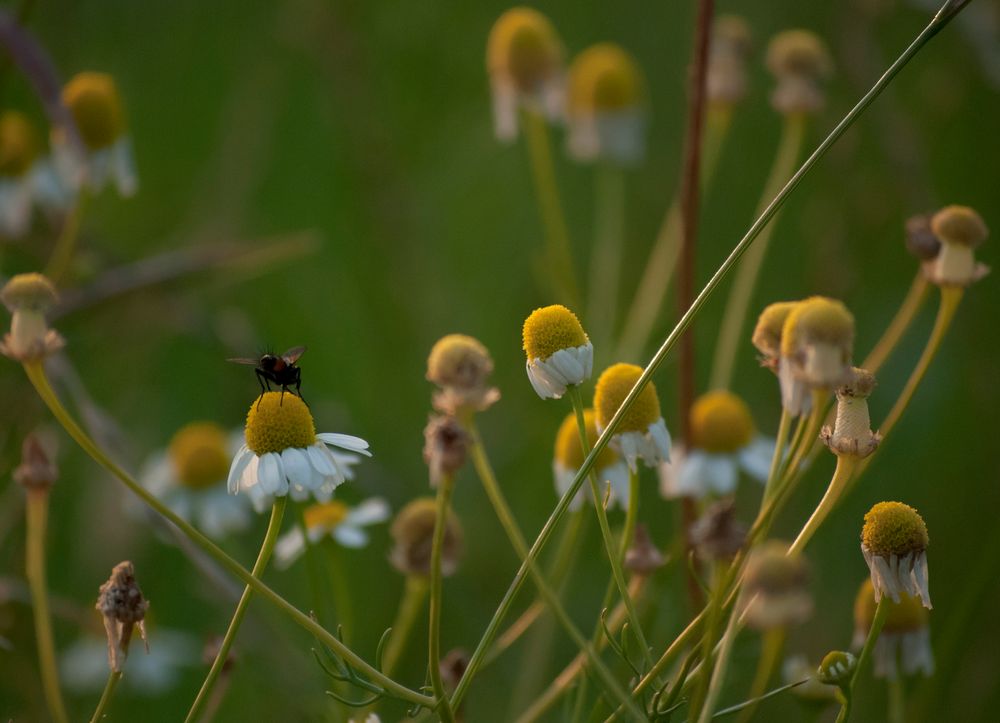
[
  {"left": 863, "top": 272, "right": 930, "bottom": 374},
  {"left": 690, "top": 562, "right": 729, "bottom": 719},
  {"left": 89, "top": 669, "right": 123, "bottom": 723},
  {"left": 784, "top": 389, "right": 830, "bottom": 481},
  {"left": 762, "top": 408, "right": 792, "bottom": 504},
  {"left": 184, "top": 497, "right": 287, "bottom": 723},
  {"left": 428, "top": 475, "right": 458, "bottom": 723},
  {"left": 25, "top": 490, "right": 69, "bottom": 723},
  {"left": 464, "top": 419, "right": 642, "bottom": 719},
  {"left": 523, "top": 108, "right": 580, "bottom": 308},
  {"left": 324, "top": 542, "right": 354, "bottom": 645},
  {"left": 382, "top": 575, "right": 430, "bottom": 678},
  {"left": 709, "top": 114, "right": 807, "bottom": 391},
  {"left": 735, "top": 628, "right": 786, "bottom": 723},
  {"left": 836, "top": 597, "right": 890, "bottom": 723},
  {"left": 788, "top": 455, "right": 857, "bottom": 556},
  {"left": 587, "top": 163, "right": 626, "bottom": 354},
  {"left": 45, "top": 193, "right": 87, "bottom": 285},
  {"left": 295, "top": 503, "right": 328, "bottom": 626},
  {"left": 697, "top": 580, "right": 743, "bottom": 723},
  {"left": 22, "top": 362, "right": 435, "bottom": 709},
  {"left": 888, "top": 676, "right": 906, "bottom": 723}
]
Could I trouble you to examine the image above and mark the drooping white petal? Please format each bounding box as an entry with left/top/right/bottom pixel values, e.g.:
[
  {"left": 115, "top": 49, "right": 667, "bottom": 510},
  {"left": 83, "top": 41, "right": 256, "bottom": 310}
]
[
  {"left": 111, "top": 136, "right": 138, "bottom": 197},
  {"left": 553, "top": 461, "right": 588, "bottom": 511},
  {"left": 779, "top": 356, "right": 811, "bottom": 417},
  {"left": 490, "top": 77, "right": 519, "bottom": 142},
  {"left": 333, "top": 524, "right": 369, "bottom": 548},
  {"left": 228, "top": 446, "right": 254, "bottom": 494},
  {"left": 280, "top": 446, "right": 313, "bottom": 490},
  {"left": 306, "top": 444, "right": 338, "bottom": 481},
  {"left": 258, "top": 452, "right": 287, "bottom": 497},
  {"left": 738, "top": 436, "right": 775, "bottom": 483},
  {"left": 317, "top": 432, "right": 372, "bottom": 457},
  {"left": 345, "top": 498, "right": 391, "bottom": 527},
  {"left": 681, "top": 451, "right": 738, "bottom": 497},
  {"left": 602, "top": 460, "right": 631, "bottom": 510},
  {"left": 0, "top": 177, "right": 33, "bottom": 237}
]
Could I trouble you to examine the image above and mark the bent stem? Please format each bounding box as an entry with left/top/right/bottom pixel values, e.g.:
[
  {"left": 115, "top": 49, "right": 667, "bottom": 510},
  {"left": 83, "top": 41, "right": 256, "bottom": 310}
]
[
  {"left": 25, "top": 490, "right": 69, "bottom": 723},
  {"left": 863, "top": 272, "right": 930, "bottom": 373},
  {"left": 428, "top": 474, "right": 458, "bottom": 723},
  {"left": 382, "top": 575, "right": 429, "bottom": 678},
  {"left": 184, "top": 496, "right": 287, "bottom": 723},
  {"left": 587, "top": 163, "right": 626, "bottom": 353},
  {"left": 22, "top": 361, "right": 435, "bottom": 709},
  {"left": 90, "top": 670, "right": 123, "bottom": 723},
  {"left": 788, "top": 455, "right": 857, "bottom": 556}
]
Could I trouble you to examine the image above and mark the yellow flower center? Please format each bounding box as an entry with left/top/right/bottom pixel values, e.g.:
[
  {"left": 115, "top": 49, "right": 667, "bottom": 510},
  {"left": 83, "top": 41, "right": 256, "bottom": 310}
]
[
  {"left": 168, "top": 422, "right": 230, "bottom": 490},
  {"left": 593, "top": 363, "right": 661, "bottom": 433},
  {"left": 854, "top": 579, "right": 928, "bottom": 633},
  {"left": 0, "top": 111, "right": 39, "bottom": 177},
  {"left": 780, "top": 296, "right": 854, "bottom": 357},
  {"left": 486, "top": 7, "right": 562, "bottom": 92},
  {"left": 245, "top": 392, "right": 316, "bottom": 456},
  {"left": 554, "top": 409, "right": 619, "bottom": 470},
  {"left": 522, "top": 305, "right": 589, "bottom": 361},
  {"left": 426, "top": 334, "right": 493, "bottom": 390},
  {"left": 303, "top": 501, "right": 349, "bottom": 531},
  {"left": 861, "top": 501, "right": 929, "bottom": 557},
  {"left": 690, "top": 390, "right": 754, "bottom": 453},
  {"left": 1, "top": 273, "right": 59, "bottom": 312},
  {"left": 752, "top": 301, "right": 799, "bottom": 358},
  {"left": 62, "top": 72, "right": 125, "bottom": 150},
  {"left": 568, "top": 43, "right": 644, "bottom": 113}
]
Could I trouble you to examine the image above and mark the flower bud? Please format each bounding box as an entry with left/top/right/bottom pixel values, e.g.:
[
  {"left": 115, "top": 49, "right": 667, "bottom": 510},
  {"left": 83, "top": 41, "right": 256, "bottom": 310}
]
[
  {"left": 817, "top": 650, "right": 856, "bottom": 686},
  {"left": 904, "top": 213, "right": 940, "bottom": 262},
  {"left": 623, "top": 524, "right": 665, "bottom": 576}
]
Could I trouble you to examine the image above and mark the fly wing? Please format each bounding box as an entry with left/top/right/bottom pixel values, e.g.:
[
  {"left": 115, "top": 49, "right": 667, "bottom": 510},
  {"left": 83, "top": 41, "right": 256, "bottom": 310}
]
[
  {"left": 227, "top": 357, "right": 260, "bottom": 366},
  {"left": 282, "top": 345, "right": 307, "bottom": 364}
]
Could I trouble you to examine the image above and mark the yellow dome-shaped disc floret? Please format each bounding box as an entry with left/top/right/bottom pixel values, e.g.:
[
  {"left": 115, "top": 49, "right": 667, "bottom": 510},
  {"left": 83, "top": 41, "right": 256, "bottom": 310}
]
[
  {"left": 487, "top": 7, "right": 563, "bottom": 92},
  {"left": 854, "top": 578, "right": 928, "bottom": 633},
  {"left": 62, "top": 72, "right": 126, "bottom": 150},
  {"left": 862, "top": 501, "right": 929, "bottom": 557},
  {"left": 554, "top": 409, "right": 619, "bottom": 470},
  {"left": 690, "top": 390, "right": 755, "bottom": 453},
  {"left": 752, "top": 301, "right": 799, "bottom": 358},
  {"left": 1, "top": 273, "right": 58, "bottom": 312},
  {"left": 567, "top": 43, "right": 644, "bottom": 114},
  {"left": 523, "top": 305, "right": 588, "bottom": 361},
  {"left": 427, "top": 334, "right": 494, "bottom": 390},
  {"left": 0, "top": 111, "right": 40, "bottom": 177},
  {"left": 766, "top": 30, "right": 832, "bottom": 81},
  {"left": 930, "top": 205, "right": 988, "bottom": 248},
  {"left": 168, "top": 422, "right": 231, "bottom": 489},
  {"left": 780, "top": 296, "right": 854, "bottom": 357},
  {"left": 245, "top": 392, "right": 316, "bottom": 456},
  {"left": 304, "top": 501, "right": 349, "bottom": 531},
  {"left": 594, "top": 363, "right": 660, "bottom": 433}
]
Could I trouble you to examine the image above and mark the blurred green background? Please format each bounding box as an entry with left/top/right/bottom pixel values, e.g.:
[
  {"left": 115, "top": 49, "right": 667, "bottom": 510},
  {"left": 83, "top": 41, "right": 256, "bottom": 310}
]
[{"left": 1, "top": 0, "right": 998, "bottom": 720}]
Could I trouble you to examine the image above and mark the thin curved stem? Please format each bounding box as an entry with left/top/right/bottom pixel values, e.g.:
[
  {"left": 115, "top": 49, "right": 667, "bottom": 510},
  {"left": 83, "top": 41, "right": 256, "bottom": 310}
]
[
  {"left": 45, "top": 193, "right": 87, "bottom": 285},
  {"left": 184, "top": 496, "right": 287, "bottom": 723},
  {"left": 788, "top": 455, "right": 857, "bottom": 556},
  {"left": 696, "top": 582, "right": 743, "bottom": 723},
  {"left": 863, "top": 272, "right": 930, "bottom": 373},
  {"left": 25, "top": 490, "right": 69, "bottom": 723},
  {"left": 888, "top": 676, "right": 906, "bottom": 723},
  {"left": 428, "top": 475, "right": 458, "bottom": 723},
  {"left": 22, "top": 361, "right": 435, "bottom": 709},
  {"left": 836, "top": 597, "right": 890, "bottom": 723},
  {"left": 382, "top": 575, "right": 429, "bottom": 678},
  {"left": 784, "top": 389, "right": 830, "bottom": 481},
  {"left": 762, "top": 408, "right": 792, "bottom": 504},
  {"left": 89, "top": 669, "right": 123, "bottom": 723}
]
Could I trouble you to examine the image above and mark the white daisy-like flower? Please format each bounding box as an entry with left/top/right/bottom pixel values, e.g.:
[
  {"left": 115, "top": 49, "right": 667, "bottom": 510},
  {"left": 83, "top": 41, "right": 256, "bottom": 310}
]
[
  {"left": 486, "top": 7, "right": 566, "bottom": 142},
  {"left": 53, "top": 72, "right": 137, "bottom": 197},
  {"left": 522, "top": 304, "right": 593, "bottom": 400},
  {"left": 552, "top": 408, "right": 630, "bottom": 511},
  {"left": 860, "top": 501, "right": 931, "bottom": 609},
  {"left": 60, "top": 630, "right": 199, "bottom": 695},
  {"left": 565, "top": 43, "right": 647, "bottom": 166},
  {"left": 778, "top": 296, "right": 854, "bottom": 417},
  {"left": 660, "top": 390, "right": 773, "bottom": 499},
  {"left": 227, "top": 392, "right": 370, "bottom": 513},
  {"left": 853, "top": 579, "right": 934, "bottom": 679},
  {"left": 0, "top": 111, "right": 72, "bottom": 237},
  {"left": 593, "top": 362, "right": 671, "bottom": 471},
  {"left": 274, "top": 497, "right": 391, "bottom": 568}
]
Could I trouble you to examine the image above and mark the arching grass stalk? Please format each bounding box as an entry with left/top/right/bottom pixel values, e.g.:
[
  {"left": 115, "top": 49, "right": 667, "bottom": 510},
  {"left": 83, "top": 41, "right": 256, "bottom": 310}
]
[
  {"left": 456, "top": 3, "right": 967, "bottom": 705},
  {"left": 696, "top": 586, "right": 743, "bottom": 723},
  {"left": 464, "top": 419, "right": 643, "bottom": 719},
  {"left": 863, "top": 272, "right": 930, "bottom": 373},
  {"left": 24, "top": 488, "right": 69, "bottom": 723},
  {"left": 523, "top": 108, "right": 580, "bottom": 308},
  {"left": 587, "top": 163, "right": 626, "bottom": 353},
  {"left": 89, "top": 669, "right": 122, "bottom": 723},
  {"left": 428, "top": 474, "right": 458, "bottom": 723},
  {"left": 709, "top": 114, "right": 808, "bottom": 391},
  {"left": 835, "top": 598, "right": 890, "bottom": 723},
  {"left": 45, "top": 192, "right": 87, "bottom": 285},
  {"left": 185, "top": 496, "right": 286, "bottom": 723},
  {"left": 21, "top": 361, "right": 436, "bottom": 710}
]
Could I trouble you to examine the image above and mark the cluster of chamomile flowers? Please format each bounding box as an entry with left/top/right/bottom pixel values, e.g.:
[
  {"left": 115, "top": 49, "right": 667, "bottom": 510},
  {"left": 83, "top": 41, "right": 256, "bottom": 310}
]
[{"left": 1, "top": 71, "right": 137, "bottom": 238}]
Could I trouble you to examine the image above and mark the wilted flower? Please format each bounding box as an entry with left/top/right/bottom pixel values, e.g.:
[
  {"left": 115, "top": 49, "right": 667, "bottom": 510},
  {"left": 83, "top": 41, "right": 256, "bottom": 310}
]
[
  {"left": 440, "top": 648, "right": 470, "bottom": 695},
  {"left": 659, "top": 390, "right": 773, "bottom": 499},
  {"left": 96, "top": 561, "right": 149, "bottom": 672},
  {"left": 778, "top": 296, "right": 854, "bottom": 416},
  {"left": 861, "top": 501, "right": 931, "bottom": 608},
  {"left": 552, "top": 408, "right": 629, "bottom": 510},
  {"left": 593, "top": 362, "right": 671, "bottom": 470},
  {"left": 707, "top": 16, "right": 753, "bottom": 107},
  {"left": 423, "top": 415, "right": 468, "bottom": 487},
  {"left": 766, "top": 30, "right": 833, "bottom": 115},
  {"left": 565, "top": 43, "right": 647, "bottom": 165},
  {"left": 274, "top": 498, "right": 390, "bottom": 568},
  {"left": 426, "top": 333, "right": 499, "bottom": 415},
  {"left": 821, "top": 367, "right": 880, "bottom": 458},
  {"left": 390, "top": 498, "right": 463, "bottom": 577},
  {"left": 904, "top": 213, "right": 940, "bottom": 261},
  {"left": 13, "top": 432, "right": 58, "bottom": 493},
  {"left": 522, "top": 304, "right": 593, "bottom": 399},
  {"left": 853, "top": 578, "right": 934, "bottom": 679},
  {"left": 486, "top": 7, "right": 565, "bottom": 142},
  {"left": 0, "top": 272, "right": 64, "bottom": 361},
  {"left": 227, "top": 392, "right": 370, "bottom": 511},
  {"left": 741, "top": 541, "right": 812, "bottom": 630},
  {"left": 924, "top": 205, "right": 989, "bottom": 286},
  {"left": 690, "top": 499, "right": 746, "bottom": 561},
  {"left": 752, "top": 300, "right": 799, "bottom": 370}
]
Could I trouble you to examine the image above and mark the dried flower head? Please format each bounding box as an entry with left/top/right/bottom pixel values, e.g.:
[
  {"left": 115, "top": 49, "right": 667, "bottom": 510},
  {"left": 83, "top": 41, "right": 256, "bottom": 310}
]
[
  {"left": 742, "top": 541, "right": 812, "bottom": 630},
  {"left": 690, "top": 499, "right": 746, "bottom": 561},
  {"left": 821, "top": 367, "right": 880, "bottom": 458},
  {"left": 593, "top": 363, "right": 671, "bottom": 470},
  {"left": 96, "top": 561, "right": 149, "bottom": 672},
  {"left": 766, "top": 30, "right": 833, "bottom": 115},
  {"left": 0, "top": 272, "right": 65, "bottom": 361},
  {"left": 426, "top": 334, "right": 500, "bottom": 414},
  {"left": 390, "top": 498, "right": 463, "bottom": 577},
  {"left": 861, "top": 501, "right": 931, "bottom": 608},
  {"left": 566, "top": 43, "right": 647, "bottom": 165},
  {"left": 779, "top": 296, "right": 854, "bottom": 416},
  {"left": 623, "top": 524, "right": 665, "bottom": 576},
  {"left": 853, "top": 578, "right": 933, "bottom": 678},
  {"left": 904, "top": 213, "right": 941, "bottom": 261},
  {"left": 817, "top": 650, "right": 856, "bottom": 687},
  {"left": 440, "top": 648, "right": 470, "bottom": 695},
  {"left": 13, "top": 432, "right": 58, "bottom": 492},
  {"left": 423, "top": 415, "right": 468, "bottom": 487},
  {"left": 752, "top": 300, "right": 799, "bottom": 366},
  {"left": 522, "top": 305, "right": 593, "bottom": 399},
  {"left": 707, "top": 15, "right": 753, "bottom": 106},
  {"left": 924, "top": 204, "right": 990, "bottom": 286},
  {"left": 486, "top": 7, "right": 565, "bottom": 141},
  {"left": 553, "top": 408, "right": 628, "bottom": 510}
]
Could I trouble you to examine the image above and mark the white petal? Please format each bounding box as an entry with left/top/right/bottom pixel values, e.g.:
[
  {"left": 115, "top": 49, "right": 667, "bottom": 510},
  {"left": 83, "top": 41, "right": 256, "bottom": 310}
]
[
  {"left": 280, "top": 446, "right": 313, "bottom": 490},
  {"left": 317, "top": 432, "right": 372, "bottom": 457},
  {"left": 227, "top": 445, "right": 254, "bottom": 494},
  {"left": 333, "top": 524, "right": 369, "bottom": 548},
  {"left": 648, "top": 419, "right": 672, "bottom": 463},
  {"left": 490, "top": 77, "right": 520, "bottom": 142},
  {"left": 738, "top": 437, "right": 775, "bottom": 483},
  {"left": 258, "top": 453, "right": 287, "bottom": 497},
  {"left": 602, "top": 461, "right": 631, "bottom": 510},
  {"left": 274, "top": 527, "right": 307, "bottom": 569},
  {"left": 306, "top": 444, "right": 337, "bottom": 481},
  {"left": 111, "top": 136, "right": 138, "bottom": 197},
  {"left": 526, "top": 359, "right": 566, "bottom": 399},
  {"left": 345, "top": 498, "right": 391, "bottom": 527},
  {"left": 553, "top": 461, "right": 587, "bottom": 511}
]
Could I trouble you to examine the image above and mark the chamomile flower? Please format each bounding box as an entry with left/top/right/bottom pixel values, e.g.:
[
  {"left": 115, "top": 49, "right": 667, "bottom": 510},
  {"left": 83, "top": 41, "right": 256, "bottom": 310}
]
[
  {"left": 227, "top": 392, "right": 370, "bottom": 512},
  {"left": 766, "top": 30, "right": 833, "bottom": 116},
  {"left": 853, "top": 578, "right": 934, "bottom": 679},
  {"left": 274, "top": 498, "right": 390, "bottom": 569},
  {"left": 486, "top": 7, "right": 565, "bottom": 142},
  {"left": 522, "top": 304, "right": 593, "bottom": 399},
  {"left": 741, "top": 541, "right": 812, "bottom": 630},
  {"left": 861, "top": 501, "right": 931, "bottom": 608},
  {"left": 1, "top": 272, "right": 64, "bottom": 362},
  {"left": 54, "top": 72, "right": 137, "bottom": 197},
  {"left": 0, "top": 111, "right": 67, "bottom": 236},
  {"left": 552, "top": 408, "right": 629, "bottom": 510},
  {"left": 565, "top": 43, "right": 647, "bottom": 166},
  {"left": 659, "top": 390, "right": 773, "bottom": 499},
  {"left": 426, "top": 333, "right": 500, "bottom": 415},
  {"left": 593, "top": 362, "right": 671, "bottom": 470},
  {"left": 778, "top": 296, "right": 854, "bottom": 416},
  {"left": 390, "top": 498, "right": 463, "bottom": 577},
  {"left": 924, "top": 205, "right": 989, "bottom": 287},
  {"left": 138, "top": 422, "right": 252, "bottom": 538}
]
